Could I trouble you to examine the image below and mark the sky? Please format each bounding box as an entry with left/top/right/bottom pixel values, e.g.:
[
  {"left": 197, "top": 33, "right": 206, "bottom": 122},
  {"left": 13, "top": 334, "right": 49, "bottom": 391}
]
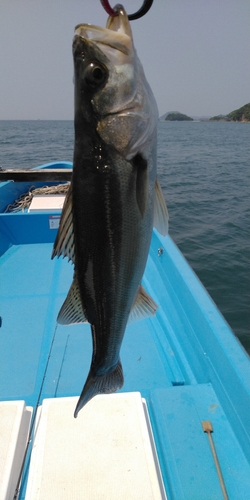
[{"left": 0, "top": 0, "right": 249, "bottom": 119}]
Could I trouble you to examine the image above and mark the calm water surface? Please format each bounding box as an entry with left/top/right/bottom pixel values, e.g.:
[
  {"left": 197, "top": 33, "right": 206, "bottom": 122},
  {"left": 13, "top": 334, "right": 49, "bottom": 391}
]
[{"left": 1, "top": 120, "right": 250, "bottom": 354}]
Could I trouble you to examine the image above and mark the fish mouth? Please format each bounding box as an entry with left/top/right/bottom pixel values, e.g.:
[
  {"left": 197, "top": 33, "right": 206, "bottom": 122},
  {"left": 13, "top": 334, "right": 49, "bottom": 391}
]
[{"left": 74, "top": 5, "right": 133, "bottom": 59}]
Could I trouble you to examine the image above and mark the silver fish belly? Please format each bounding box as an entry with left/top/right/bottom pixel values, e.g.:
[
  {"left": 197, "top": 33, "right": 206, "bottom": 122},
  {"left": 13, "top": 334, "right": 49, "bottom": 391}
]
[{"left": 52, "top": 5, "right": 168, "bottom": 417}]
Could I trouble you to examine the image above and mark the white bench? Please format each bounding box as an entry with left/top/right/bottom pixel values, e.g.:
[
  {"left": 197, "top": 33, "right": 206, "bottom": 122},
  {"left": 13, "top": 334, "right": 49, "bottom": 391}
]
[{"left": 25, "top": 392, "right": 167, "bottom": 499}]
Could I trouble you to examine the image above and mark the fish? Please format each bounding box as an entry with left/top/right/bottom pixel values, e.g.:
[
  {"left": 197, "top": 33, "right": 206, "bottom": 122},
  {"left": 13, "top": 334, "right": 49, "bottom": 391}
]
[{"left": 52, "top": 5, "right": 169, "bottom": 417}]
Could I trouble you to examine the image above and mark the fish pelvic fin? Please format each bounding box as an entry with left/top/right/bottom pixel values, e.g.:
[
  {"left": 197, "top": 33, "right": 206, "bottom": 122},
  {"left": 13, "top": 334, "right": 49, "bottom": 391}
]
[
  {"left": 154, "top": 177, "right": 169, "bottom": 236},
  {"left": 57, "top": 273, "right": 87, "bottom": 324},
  {"left": 74, "top": 360, "right": 124, "bottom": 418},
  {"left": 129, "top": 285, "right": 158, "bottom": 323}
]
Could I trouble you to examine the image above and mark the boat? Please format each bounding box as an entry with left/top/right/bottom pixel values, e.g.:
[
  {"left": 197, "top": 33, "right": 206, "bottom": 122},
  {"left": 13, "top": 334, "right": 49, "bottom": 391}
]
[{"left": 0, "top": 161, "right": 249, "bottom": 500}]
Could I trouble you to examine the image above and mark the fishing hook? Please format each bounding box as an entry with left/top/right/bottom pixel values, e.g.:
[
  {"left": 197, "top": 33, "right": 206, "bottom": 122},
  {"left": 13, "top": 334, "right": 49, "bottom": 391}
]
[{"left": 100, "top": 0, "right": 154, "bottom": 20}]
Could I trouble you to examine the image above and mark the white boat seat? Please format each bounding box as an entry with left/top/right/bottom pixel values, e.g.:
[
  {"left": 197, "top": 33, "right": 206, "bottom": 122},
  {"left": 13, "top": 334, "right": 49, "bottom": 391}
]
[{"left": 25, "top": 392, "right": 167, "bottom": 499}]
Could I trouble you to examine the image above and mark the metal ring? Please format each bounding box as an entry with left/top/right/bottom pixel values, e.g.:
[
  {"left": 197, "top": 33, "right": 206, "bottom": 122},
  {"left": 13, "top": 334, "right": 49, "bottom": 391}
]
[{"left": 100, "top": 0, "right": 154, "bottom": 20}]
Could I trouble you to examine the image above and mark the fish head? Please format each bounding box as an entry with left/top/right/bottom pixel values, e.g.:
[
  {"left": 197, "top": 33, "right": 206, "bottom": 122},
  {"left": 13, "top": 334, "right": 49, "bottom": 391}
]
[{"left": 73, "top": 5, "right": 158, "bottom": 159}]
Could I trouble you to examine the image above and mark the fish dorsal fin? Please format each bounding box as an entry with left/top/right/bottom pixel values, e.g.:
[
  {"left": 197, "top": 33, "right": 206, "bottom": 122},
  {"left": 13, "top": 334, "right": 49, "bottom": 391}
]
[
  {"left": 154, "top": 178, "right": 169, "bottom": 236},
  {"left": 129, "top": 285, "right": 158, "bottom": 323},
  {"left": 52, "top": 182, "right": 75, "bottom": 263},
  {"left": 57, "top": 274, "right": 87, "bottom": 325}
]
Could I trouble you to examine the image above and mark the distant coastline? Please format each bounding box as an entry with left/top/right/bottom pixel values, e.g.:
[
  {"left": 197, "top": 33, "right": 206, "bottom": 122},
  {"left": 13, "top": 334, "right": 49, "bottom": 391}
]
[
  {"left": 209, "top": 103, "right": 250, "bottom": 122},
  {"left": 159, "top": 103, "right": 250, "bottom": 123}
]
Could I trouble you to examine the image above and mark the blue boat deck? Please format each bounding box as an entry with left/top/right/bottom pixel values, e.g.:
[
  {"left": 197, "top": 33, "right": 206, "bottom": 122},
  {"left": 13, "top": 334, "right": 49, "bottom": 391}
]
[{"left": 1, "top": 176, "right": 250, "bottom": 498}]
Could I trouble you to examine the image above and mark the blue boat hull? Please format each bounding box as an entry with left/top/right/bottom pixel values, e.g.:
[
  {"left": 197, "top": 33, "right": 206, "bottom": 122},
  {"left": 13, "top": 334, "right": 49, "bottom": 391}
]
[{"left": 1, "top": 162, "right": 250, "bottom": 499}]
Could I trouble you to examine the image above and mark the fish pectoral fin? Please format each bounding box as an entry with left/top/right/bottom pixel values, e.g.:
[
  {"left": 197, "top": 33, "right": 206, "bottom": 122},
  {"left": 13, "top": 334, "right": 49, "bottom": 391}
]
[
  {"left": 74, "top": 360, "right": 124, "bottom": 417},
  {"left": 57, "top": 274, "right": 88, "bottom": 325},
  {"left": 154, "top": 177, "right": 169, "bottom": 236},
  {"left": 129, "top": 285, "right": 158, "bottom": 323},
  {"left": 51, "top": 182, "right": 75, "bottom": 263}
]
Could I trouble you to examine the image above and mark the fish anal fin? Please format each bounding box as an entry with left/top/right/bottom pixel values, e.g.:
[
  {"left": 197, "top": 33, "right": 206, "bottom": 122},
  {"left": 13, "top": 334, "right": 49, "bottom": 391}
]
[
  {"left": 52, "top": 182, "right": 75, "bottom": 263},
  {"left": 129, "top": 285, "right": 158, "bottom": 323},
  {"left": 74, "top": 360, "right": 124, "bottom": 417},
  {"left": 57, "top": 274, "right": 87, "bottom": 325},
  {"left": 154, "top": 177, "right": 169, "bottom": 236}
]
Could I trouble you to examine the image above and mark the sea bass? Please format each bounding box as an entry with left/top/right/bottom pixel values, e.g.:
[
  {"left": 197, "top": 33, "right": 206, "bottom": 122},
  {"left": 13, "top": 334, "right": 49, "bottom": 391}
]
[{"left": 52, "top": 5, "right": 168, "bottom": 417}]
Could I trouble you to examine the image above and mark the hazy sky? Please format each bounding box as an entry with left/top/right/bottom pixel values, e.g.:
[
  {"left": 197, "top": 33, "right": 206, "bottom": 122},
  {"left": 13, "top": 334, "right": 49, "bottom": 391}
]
[{"left": 0, "top": 0, "right": 249, "bottom": 119}]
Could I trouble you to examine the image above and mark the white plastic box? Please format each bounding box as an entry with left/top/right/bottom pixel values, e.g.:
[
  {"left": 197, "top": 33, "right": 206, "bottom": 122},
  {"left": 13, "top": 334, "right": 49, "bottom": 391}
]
[{"left": 28, "top": 195, "right": 65, "bottom": 212}]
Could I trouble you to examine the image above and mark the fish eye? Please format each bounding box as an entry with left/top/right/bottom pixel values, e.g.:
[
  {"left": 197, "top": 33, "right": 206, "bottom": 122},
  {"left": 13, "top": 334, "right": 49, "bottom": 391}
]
[{"left": 84, "top": 63, "right": 108, "bottom": 89}]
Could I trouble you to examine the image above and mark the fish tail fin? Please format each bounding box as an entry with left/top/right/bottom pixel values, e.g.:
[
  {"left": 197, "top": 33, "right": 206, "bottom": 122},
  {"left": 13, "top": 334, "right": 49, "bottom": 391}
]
[{"left": 74, "top": 360, "right": 124, "bottom": 418}]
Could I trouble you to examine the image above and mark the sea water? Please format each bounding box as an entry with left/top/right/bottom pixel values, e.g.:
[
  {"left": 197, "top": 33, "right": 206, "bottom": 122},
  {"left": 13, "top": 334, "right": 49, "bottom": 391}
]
[{"left": 0, "top": 120, "right": 249, "bottom": 354}]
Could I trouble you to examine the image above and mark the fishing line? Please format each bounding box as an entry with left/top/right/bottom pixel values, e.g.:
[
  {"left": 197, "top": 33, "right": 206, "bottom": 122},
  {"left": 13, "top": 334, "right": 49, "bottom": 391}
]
[{"left": 5, "top": 183, "right": 70, "bottom": 213}]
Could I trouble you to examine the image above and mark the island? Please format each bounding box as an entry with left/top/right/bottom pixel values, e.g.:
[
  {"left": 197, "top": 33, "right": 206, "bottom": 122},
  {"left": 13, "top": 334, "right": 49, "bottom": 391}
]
[
  {"left": 165, "top": 112, "right": 193, "bottom": 121},
  {"left": 209, "top": 103, "right": 250, "bottom": 122}
]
